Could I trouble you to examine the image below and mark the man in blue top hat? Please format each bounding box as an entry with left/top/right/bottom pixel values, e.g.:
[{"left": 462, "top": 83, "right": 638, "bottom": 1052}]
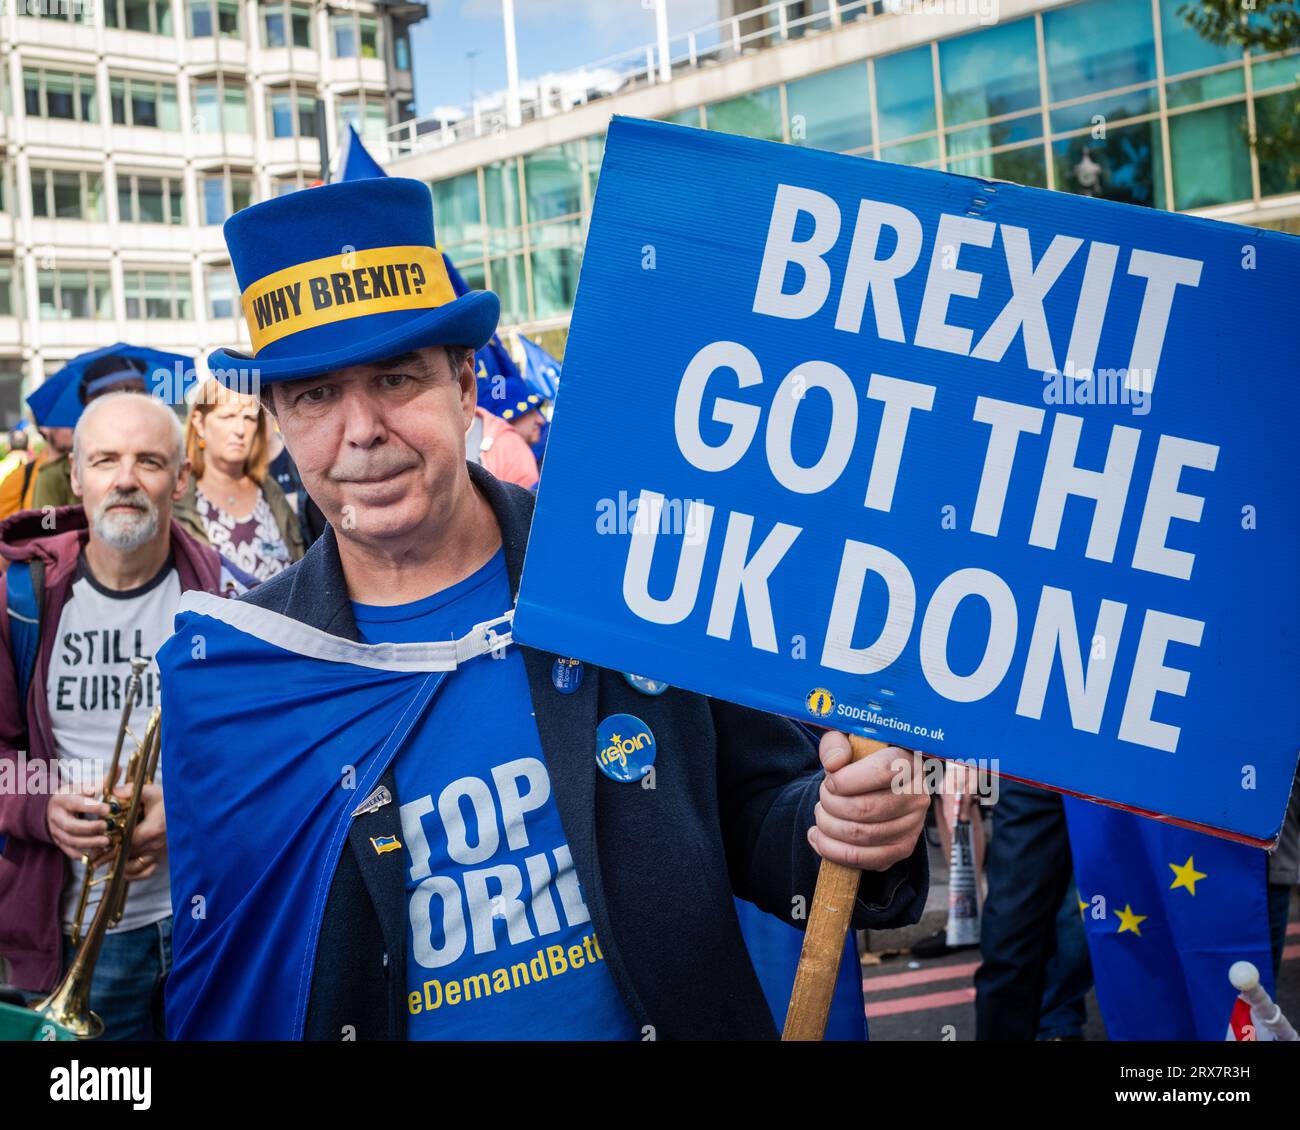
[{"left": 161, "top": 177, "right": 930, "bottom": 1040}]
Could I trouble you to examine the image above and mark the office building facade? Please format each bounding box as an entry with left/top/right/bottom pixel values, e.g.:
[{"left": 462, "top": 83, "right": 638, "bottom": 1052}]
[{"left": 0, "top": 0, "right": 424, "bottom": 427}]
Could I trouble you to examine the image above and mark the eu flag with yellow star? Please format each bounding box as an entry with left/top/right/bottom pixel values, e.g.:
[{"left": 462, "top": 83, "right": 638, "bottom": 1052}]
[{"left": 1063, "top": 798, "right": 1274, "bottom": 1039}]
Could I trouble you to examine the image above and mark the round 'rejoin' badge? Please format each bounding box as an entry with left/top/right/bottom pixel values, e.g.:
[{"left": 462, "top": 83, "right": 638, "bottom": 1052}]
[{"left": 596, "top": 713, "right": 656, "bottom": 783}]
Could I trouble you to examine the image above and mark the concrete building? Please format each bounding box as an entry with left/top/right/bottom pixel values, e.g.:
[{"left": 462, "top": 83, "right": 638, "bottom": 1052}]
[
  {"left": 385, "top": 0, "right": 1299, "bottom": 360},
  {"left": 0, "top": 0, "right": 425, "bottom": 427}
]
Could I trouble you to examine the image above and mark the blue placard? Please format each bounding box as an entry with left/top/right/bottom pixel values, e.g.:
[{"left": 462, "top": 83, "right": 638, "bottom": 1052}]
[{"left": 513, "top": 117, "right": 1300, "bottom": 845}]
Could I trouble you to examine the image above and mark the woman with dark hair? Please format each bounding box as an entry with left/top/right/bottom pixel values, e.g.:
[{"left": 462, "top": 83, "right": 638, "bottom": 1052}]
[{"left": 177, "top": 378, "right": 304, "bottom": 580}]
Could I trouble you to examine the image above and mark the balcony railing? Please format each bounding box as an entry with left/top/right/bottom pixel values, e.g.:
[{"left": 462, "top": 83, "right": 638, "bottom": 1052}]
[{"left": 384, "top": 0, "right": 884, "bottom": 161}]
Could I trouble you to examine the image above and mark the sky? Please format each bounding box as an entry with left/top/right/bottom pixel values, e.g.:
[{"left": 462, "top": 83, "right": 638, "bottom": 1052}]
[{"left": 410, "top": 0, "right": 721, "bottom": 117}]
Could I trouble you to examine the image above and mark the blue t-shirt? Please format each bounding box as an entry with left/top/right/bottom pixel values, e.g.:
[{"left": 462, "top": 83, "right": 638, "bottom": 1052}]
[{"left": 352, "top": 550, "right": 640, "bottom": 1040}]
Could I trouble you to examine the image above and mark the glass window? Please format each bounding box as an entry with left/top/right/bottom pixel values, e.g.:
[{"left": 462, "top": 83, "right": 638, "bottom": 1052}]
[
  {"left": 87, "top": 173, "right": 106, "bottom": 221},
  {"left": 297, "top": 95, "right": 317, "bottom": 139},
  {"left": 175, "top": 274, "right": 193, "bottom": 320},
  {"left": 60, "top": 272, "right": 91, "bottom": 319},
  {"left": 189, "top": 0, "right": 212, "bottom": 37},
  {"left": 489, "top": 254, "right": 527, "bottom": 324},
  {"left": 1050, "top": 87, "right": 1160, "bottom": 135},
  {"left": 203, "top": 174, "right": 226, "bottom": 224},
  {"left": 264, "top": 8, "right": 286, "bottom": 47},
  {"left": 1052, "top": 120, "right": 1166, "bottom": 209},
  {"left": 1160, "top": 0, "right": 1242, "bottom": 77},
  {"left": 124, "top": 0, "right": 150, "bottom": 31},
  {"left": 364, "top": 100, "right": 386, "bottom": 144},
  {"left": 194, "top": 82, "right": 221, "bottom": 133},
  {"left": 159, "top": 83, "right": 180, "bottom": 130},
  {"left": 531, "top": 244, "right": 581, "bottom": 320},
  {"left": 169, "top": 179, "right": 185, "bottom": 223},
  {"left": 583, "top": 133, "right": 604, "bottom": 204},
  {"left": 881, "top": 137, "right": 939, "bottom": 166},
  {"left": 222, "top": 84, "right": 248, "bottom": 133},
  {"left": 1250, "top": 54, "right": 1300, "bottom": 94},
  {"left": 0, "top": 267, "right": 13, "bottom": 318},
  {"left": 395, "top": 35, "right": 410, "bottom": 72},
  {"left": 131, "top": 82, "right": 159, "bottom": 128},
  {"left": 1165, "top": 68, "right": 1245, "bottom": 109},
  {"left": 46, "top": 74, "right": 76, "bottom": 120},
  {"left": 358, "top": 16, "right": 379, "bottom": 59},
  {"left": 217, "top": 0, "right": 239, "bottom": 38},
  {"left": 144, "top": 273, "right": 173, "bottom": 318},
  {"left": 53, "top": 172, "right": 83, "bottom": 218},
  {"left": 332, "top": 13, "right": 356, "bottom": 57},
  {"left": 945, "top": 112, "right": 1042, "bottom": 160},
  {"left": 159, "top": 0, "right": 173, "bottom": 35},
  {"left": 231, "top": 176, "right": 252, "bottom": 213},
  {"left": 111, "top": 77, "right": 128, "bottom": 125},
  {"left": 335, "top": 95, "right": 361, "bottom": 138},
  {"left": 786, "top": 64, "right": 871, "bottom": 152},
  {"left": 291, "top": 5, "right": 312, "bottom": 47},
  {"left": 940, "top": 18, "right": 1039, "bottom": 127},
  {"left": 661, "top": 107, "right": 702, "bottom": 127},
  {"left": 38, "top": 273, "right": 58, "bottom": 318},
  {"left": 78, "top": 74, "right": 97, "bottom": 123},
  {"left": 1169, "top": 103, "right": 1252, "bottom": 209},
  {"left": 948, "top": 143, "right": 1047, "bottom": 188},
  {"left": 875, "top": 46, "right": 936, "bottom": 141},
  {"left": 1044, "top": 0, "right": 1156, "bottom": 104},
  {"left": 124, "top": 272, "right": 144, "bottom": 319},
  {"left": 1256, "top": 88, "right": 1300, "bottom": 197},
  {"left": 705, "top": 87, "right": 782, "bottom": 141},
  {"left": 431, "top": 171, "right": 483, "bottom": 253},
  {"left": 524, "top": 143, "right": 583, "bottom": 223},
  {"left": 24, "top": 71, "right": 40, "bottom": 117},
  {"left": 137, "top": 177, "right": 166, "bottom": 222},
  {"left": 269, "top": 90, "right": 294, "bottom": 138},
  {"left": 207, "top": 268, "right": 236, "bottom": 318},
  {"left": 484, "top": 159, "right": 521, "bottom": 238},
  {"left": 31, "top": 170, "right": 49, "bottom": 218}
]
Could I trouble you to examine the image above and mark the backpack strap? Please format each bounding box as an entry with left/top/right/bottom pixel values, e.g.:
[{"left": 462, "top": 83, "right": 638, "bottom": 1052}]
[
  {"left": 5, "top": 558, "right": 42, "bottom": 711},
  {"left": 2, "top": 558, "right": 44, "bottom": 859}
]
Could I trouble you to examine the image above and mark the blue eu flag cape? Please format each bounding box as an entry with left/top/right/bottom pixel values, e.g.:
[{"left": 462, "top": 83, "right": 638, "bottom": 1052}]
[
  {"left": 734, "top": 898, "right": 866, "bottom": 1040},
  {"left": 158, "top": 592, "right": 506, "bottom": 1039},
  {"left": 1063, "top": 798, "right": 1274, "bottom": 1040}
]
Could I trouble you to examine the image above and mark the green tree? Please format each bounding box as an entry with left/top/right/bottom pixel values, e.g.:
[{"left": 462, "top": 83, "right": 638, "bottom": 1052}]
[{"left": 1178, "top": 0, "right": 1299, "bottom": 180}]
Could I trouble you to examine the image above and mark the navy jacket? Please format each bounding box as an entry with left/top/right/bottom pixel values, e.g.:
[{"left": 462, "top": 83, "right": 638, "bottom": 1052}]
[{"left": 240, "top": 463, "right": 928, "bottom": 1039}]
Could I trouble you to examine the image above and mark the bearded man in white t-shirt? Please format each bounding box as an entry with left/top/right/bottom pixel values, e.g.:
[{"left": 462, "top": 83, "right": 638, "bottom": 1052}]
[{"left": 0, "top": 392, "right": 252, "bottom": 1038}]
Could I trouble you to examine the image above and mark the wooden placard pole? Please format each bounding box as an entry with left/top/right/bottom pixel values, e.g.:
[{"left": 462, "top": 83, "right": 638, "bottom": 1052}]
[{"left": 782, "top": 734, "right": 888, "bottom": 1041}]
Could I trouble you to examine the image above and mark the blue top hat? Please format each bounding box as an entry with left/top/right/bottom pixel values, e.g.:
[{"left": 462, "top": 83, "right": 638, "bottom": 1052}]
[{"left": 207, "top": 178, "right": 499, "bottom": 385}]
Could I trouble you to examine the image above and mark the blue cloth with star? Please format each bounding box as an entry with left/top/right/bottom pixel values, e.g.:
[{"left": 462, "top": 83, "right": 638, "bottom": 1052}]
[
  {"left": 352, "top": 550, "right": 640, "bottom": 1040},
  {"left": 159, "top": 603, "right": 451, "bottom": 1039},
  {"left": 1063, "top": 799, "right": 1274, "bottom": 1040}
]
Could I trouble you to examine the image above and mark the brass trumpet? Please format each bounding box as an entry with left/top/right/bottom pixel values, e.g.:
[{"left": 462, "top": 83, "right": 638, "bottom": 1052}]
[{"left": 35, "top": 656, "right": 162, "bottom": 1039}]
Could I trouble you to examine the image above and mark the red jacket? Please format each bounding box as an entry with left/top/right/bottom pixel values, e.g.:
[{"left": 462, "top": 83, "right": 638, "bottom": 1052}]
[{"left": 0, "top": 506, "right": 238, "bottom": 991}]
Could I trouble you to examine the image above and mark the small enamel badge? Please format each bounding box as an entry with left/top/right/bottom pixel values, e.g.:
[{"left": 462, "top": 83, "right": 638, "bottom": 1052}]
[
  {"left": 370, "top": 835, "right": 401, "bottom": 855},
  {"left": 351, "top": 785, "right": 392, "bottom": 818},
  {"left": 596, "top": 713, "right": 656, "bottom": 783},
  {"left": 552, "top": 657, "right": 584, "bottom": 694},
  {"left": 622, "top": 672, "right": 668, "bottom": 696}
]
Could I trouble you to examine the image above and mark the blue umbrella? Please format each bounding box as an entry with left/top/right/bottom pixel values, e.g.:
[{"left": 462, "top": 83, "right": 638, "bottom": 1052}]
[{"left": 26, "top": 344, "right": 195, "bottom": 427}]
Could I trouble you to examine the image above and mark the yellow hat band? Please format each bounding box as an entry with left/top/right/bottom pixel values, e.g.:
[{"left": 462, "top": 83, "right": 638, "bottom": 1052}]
[{"left": 240, "top": 245, "right": 456, "bottom": 355}]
